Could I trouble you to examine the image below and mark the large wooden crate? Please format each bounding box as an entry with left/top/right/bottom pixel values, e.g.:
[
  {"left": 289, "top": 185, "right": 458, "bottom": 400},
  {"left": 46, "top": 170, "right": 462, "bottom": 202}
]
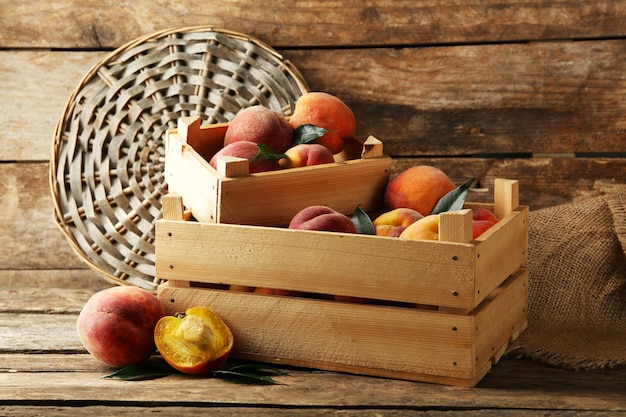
[
  {"left": 155, "top": 179, "right": 529, "bottom": 386},
  {"left": 164, "top": 116, "right": 393, "bottom": 226}
]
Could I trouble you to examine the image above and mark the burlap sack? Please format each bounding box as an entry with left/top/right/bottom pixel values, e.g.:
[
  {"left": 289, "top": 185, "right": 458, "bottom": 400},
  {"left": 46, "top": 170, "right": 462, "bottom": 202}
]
[{"left": 511, "top": 182, "right": 626, "bottom": 370}]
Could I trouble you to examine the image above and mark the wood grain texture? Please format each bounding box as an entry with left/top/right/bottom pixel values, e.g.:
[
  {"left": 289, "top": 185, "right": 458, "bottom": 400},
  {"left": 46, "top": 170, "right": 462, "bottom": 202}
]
[
  {"left": 282, "top": 40, "right": 626, "bottom": 156},
  {"left": 0, "top": 269, "right": 110, "bottom": 290},
  {"left": 0, "top": 284, "right": 624, "bottom": 414},
  {"left": 156, "top": 270, "right": 527, "bottom": 386},
  {"left": 3, "top": 40, "right": 626, "bottom": 161},
  {"left": 155, "top": 209, "right": 526, "bottom": 309},
  {"left": 0, "top": 287, "right": 108, "bottom": 314},
  {"left": 0, "top": 352, "right": 624, "bottom": 411},
  {"left": 0, "top": 163, "right": 88, "bottom": 270},
  {"left": 0, "top": 50, "right": 107, "bottom": 162},
  {"left": 1, "top": 157, "right": 623, "bottom": 272},
  {"left": 0, "top": 313, "right": 83, "bottom": 351},
  {"left": 3, "top": 0, "right": 626, "bottom": 49},
  {"left": 0, "top": 408, "right": 620, "bottom": 417},
  {"left": 406, "top": 157, "right": 626, "bottom": 209}
]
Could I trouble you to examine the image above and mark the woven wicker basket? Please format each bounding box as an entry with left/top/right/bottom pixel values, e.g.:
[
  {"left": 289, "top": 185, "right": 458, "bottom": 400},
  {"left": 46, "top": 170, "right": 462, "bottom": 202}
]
[{"left": 50, "top": 26, "right": 309, "bottom": 291}]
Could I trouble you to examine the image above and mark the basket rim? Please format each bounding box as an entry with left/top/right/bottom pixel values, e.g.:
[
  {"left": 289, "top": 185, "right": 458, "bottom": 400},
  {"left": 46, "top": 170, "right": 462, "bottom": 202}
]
[{"left": 49, "top": 25, "right": 310, "bottom": 290}]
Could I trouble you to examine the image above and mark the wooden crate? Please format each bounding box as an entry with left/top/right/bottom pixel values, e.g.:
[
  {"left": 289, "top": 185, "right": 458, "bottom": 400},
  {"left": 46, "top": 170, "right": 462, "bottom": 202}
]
[
  {"left": 155, "top": 179, "right": 528, "bottom": 386},
  {"left": 164, "top": 116, "right": 393, "bottom": 226}
]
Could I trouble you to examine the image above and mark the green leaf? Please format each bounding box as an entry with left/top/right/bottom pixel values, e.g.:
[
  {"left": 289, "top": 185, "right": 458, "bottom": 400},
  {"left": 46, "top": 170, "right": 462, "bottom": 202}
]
[
  {"left": 219, "top": 364, "right": 290, "bottom": 375},
  {"left": 100, "top": 362, "right": 172, "bottom": 381},
  {"left": 252, "top": 143, "right": 286, "bottom": 162},
  {"left": 431, "top": 178, "right": 475, "bottom": 215},
  {"left": 214, "top": 364, "right": 290, "bottom": 385},
  {"left": 351, "top": 205, "right": 376, "bottom": 235},
  {"left": 293, "top": 124, "right": 330, "bottom": 144},
  {"left": 99, "top": 359, "right": 290, "bottom": 385}
]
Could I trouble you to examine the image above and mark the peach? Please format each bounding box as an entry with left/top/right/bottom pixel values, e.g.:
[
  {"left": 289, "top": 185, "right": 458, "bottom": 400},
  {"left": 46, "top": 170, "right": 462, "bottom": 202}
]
[
  {"left": 76, "top": 286, "right": 165, "bottom": 368},
  {"left": 224, "top": 105, "right": 294, "bottom": 153},
  {"left": 154, "top": 306, "right": 233, "bottom": 375},
  {"left": 279, "top": 143, "right": 335, "bottom": 169},
  {"left": 399, "top": 209, "right": 499, "bottom": 241},
  {"left": 209, "top": 141, "right": 281, "bottom": 173},
  {"left": 398, "top": 214, "right": 439, "bottom": 240},
  {"left": 229, "top": 284, "right": 254, "bottom": 292},
  {"left": 472, "top": 208, "right": 498, "bottom": 238},
  {"left": 473, "top": 221, "right": 494, "bottom": 239},
  {"left": 384, "top": 165, "right": 456, "bottom": 216},
  {"left": 289, "top": 92, "right": 356, "bottom": 154},
  {"left": 253, "top": 287, "right": 298, "bottom": 296},
  {"left": 473, "top": 207, "right": 498, "bottom": 223},
  {"left": 288, "top": 205, "right": 357, "bottom": 234},
  {"left": 372, "top": 208, "right": 424, "bottom": 237}
]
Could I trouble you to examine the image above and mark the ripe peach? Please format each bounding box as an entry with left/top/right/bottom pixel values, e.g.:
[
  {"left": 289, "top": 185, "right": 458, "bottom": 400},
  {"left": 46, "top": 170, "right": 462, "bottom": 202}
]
[
  {"left": 209, "top": 141, "right": 281, "bottom": 174},
  {"left": 398, "top": 214, "right": 440, "bottom": 241},
  {"left": 224, "top": 105, "right": 294, "bottom": 153},
  {"left": 384, "top": 165, "right": 456, "bottom": 216},
  {"left": 289, "top": 92, "right": 356, "bottom": 154},
  {"left": 229, "top": 284, "right": 254, "bottom": 292},
  {"left": 253, "top": 287, "right": 298, "bottom": 296},
  {"left": 279, "top": 143, "right": 335, "bottom": 169},
  {"left": 76, "top": 286, "right": 165, "bottom": 368},
  {"left": 154, "top": 306, "right": 233, "bottom": 375},
  {"left": 372, "top": 208, "right": 424, "bottom": 237},
  {"left": 472, "top": 208, "right": 498, "bottom": 238},
  {"left": 399, "top": 209, "right": 499, "bottom": 241},
  {"left": 288, "top": 205, "right": 357, "bottom": 233},
  {"left": 473, "top": 207, "right": 498, "bottom": 223}
]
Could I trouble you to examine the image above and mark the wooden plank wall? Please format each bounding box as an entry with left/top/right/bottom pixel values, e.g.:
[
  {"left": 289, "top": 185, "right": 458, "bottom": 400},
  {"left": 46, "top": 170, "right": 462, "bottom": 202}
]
[{"left": 1, "top": 1, "right": 625, "bottom": 288}]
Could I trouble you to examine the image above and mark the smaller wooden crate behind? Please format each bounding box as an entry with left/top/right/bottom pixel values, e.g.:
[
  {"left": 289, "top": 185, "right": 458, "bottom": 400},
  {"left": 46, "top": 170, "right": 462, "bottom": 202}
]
[
  {"left": 165, "top": 116, "right": 392, "bottom": 226},
  {"left": 156, "top": 179, "right": 529, "bottom": 386}
]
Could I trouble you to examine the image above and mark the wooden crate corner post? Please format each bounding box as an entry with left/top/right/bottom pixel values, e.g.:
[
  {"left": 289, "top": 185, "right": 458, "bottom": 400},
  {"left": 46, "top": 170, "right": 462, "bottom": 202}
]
[
  {"left": 215, "top": 155, "right": 250, "bottom": 177},
  {"left": 161, "top": 193, "right": 185, "bottom": 221},
  {"left": 158, "top": 193, "right": 189, "bottom": 288},
  {"left": 176, "top": 116, "right": 226, "bottom": 162},
  {"left": 361, "top": 136, "right": 384, "bottom": 159},
  {"left": 176, "top": 116, "right": 201, "bottom": 143},
  {"left": 494, "top": 178, "right": 520, "bottom": 219},
  {"left": 439, "top": 208, "right": 474, "bottom": 243}
]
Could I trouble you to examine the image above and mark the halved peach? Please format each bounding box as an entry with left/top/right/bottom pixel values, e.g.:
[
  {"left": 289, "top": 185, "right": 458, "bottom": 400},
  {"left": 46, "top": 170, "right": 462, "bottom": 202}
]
[{"left": 154, "top": 306, "right": 234, "bottom": 375}]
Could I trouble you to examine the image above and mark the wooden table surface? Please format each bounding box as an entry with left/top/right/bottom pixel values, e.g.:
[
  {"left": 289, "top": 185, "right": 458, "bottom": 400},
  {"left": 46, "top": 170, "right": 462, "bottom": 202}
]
[
  {"left": 2, "top": 1, "right": 626, "bottom": 415},
  {"left": 1, "top": 274, "right": 625, "bottom": 416}
]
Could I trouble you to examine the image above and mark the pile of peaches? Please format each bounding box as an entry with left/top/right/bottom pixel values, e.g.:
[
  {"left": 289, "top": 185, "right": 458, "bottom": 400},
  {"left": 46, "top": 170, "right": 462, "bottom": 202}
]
[
  {"left": 289, "top": 164, "right": 497, "bottom": 241},
  {"left": 203, "top": 91, "right": 498, "bottom": 244},
  {"left": 205, "top": 91, "right": 356, "bottom": 173}
]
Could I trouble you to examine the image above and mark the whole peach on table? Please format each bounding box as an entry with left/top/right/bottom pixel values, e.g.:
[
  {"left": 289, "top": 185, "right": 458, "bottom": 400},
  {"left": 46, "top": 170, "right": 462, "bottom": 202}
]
[
  {"left": 279, "top": 143, "right": 335, "bottom": 168},
  {"left": 289, "top": 205, "right": 357, "bottom": 233},
  {"left": 209, "top": 141, "right": 281, "bottom": 173},
  {"left": 288, "top": 92, "right": 356, "bottom": 154},
  {"left": 372, "top": 208, "right": 424, "bottom": 237},
  {"left": 76, "top": 286, "right": 166, "bottom": 368},
  {"left": 223, "top": 105, "right": 294, "bottom": 153},
  {"left": 384, "top": 165, "right": 456, "bottom": 216}
]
